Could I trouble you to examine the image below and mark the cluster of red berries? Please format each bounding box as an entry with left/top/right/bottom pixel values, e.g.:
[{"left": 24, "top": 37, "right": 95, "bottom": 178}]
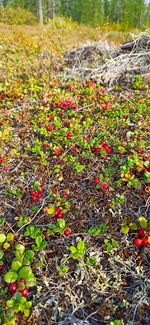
[
  {"left": 8, "top": 279, "right": 29, "bottom": 297},
  {"left": 0, "top": 93, "right": 12, "bottom": 100},
  {"left": 51, "top": 100, "right": 79, "bottom": 111},
  {"left": 93, "top": 178, "right": 109, "bottom": 191},
  {"left": 53, "top": 207, "right": 71, "bottom": 236},
  {"left": 137, "top": 149, "right": 146, "bottom": 154},
  {"left": 52, "top": 206, "right": 71, "bottom": 236},
  {"left": 0, "top": 157, "right": 5, "bottom": 164},
  {"left": 101, "top": 103, "right": 111, "bottom": 110},
  {"left": 0, "top": 157, "right": 8, "bottom": 171},
  {"left": 53, "top": 206, "right": 63, "bottom": 219},
  {"left": 91, "top": 142, "right": 111, "bottom": 155},
  {"left": 30, "top": 183, "right": 43, "bottom": 202},
  {"left": 134, "top": 229, "right": 149, "bottom": 247}
]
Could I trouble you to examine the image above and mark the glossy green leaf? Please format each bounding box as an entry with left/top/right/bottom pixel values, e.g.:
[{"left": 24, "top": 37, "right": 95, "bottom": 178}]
[{"left": 4, "top": 271, "right": 18, "bottom": 283}]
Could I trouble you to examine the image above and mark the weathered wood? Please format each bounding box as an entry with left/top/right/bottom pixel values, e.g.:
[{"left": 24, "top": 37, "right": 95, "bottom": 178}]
[{"left": 62, "top": 35, "right": 150, "bottom": 86}]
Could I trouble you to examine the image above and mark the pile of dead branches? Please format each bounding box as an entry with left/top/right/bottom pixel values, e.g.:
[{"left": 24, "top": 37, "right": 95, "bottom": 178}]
[{"left": 62, "top": 33, "right": 150, "bottom": 86}]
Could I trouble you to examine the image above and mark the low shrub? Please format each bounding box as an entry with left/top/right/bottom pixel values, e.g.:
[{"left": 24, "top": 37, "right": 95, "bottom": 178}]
[{"left": 0, "top": 7, "right": 37, "bottom": 25}]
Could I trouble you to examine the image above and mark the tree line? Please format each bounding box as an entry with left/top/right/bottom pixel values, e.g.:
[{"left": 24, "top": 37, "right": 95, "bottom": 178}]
[{"left": 0, "top": 0, "right": 150, "bottom": 28}]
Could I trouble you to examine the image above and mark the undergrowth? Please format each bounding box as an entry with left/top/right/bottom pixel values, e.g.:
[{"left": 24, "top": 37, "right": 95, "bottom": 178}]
[{"left": 0, "top": 23, "right": 150, "bottom": 325}]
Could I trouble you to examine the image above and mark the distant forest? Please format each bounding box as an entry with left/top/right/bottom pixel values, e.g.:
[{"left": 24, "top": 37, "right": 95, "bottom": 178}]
[{"left": 0, "top": 0, "right": 150, "bottom": 28}]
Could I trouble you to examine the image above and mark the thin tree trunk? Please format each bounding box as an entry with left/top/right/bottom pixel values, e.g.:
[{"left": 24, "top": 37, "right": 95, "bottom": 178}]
[
  {"left": 37, "top": 0, "right": 44, "bottom": 25},
  {"left": 48, "top": 0, "right": 55, "bottom": 20}
]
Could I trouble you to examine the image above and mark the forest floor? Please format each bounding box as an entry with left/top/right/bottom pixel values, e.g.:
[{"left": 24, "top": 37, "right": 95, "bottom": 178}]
[{"left": 0, "top": 22, "right": 150, "bottom": 325}]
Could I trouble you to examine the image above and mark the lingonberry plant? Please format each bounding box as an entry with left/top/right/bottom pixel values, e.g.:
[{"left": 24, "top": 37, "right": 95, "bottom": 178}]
[{"left": 0, "top": 24, "right": 150, "bottom": 323}]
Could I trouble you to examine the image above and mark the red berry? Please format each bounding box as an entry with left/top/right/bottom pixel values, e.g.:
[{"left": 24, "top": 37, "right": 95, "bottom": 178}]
[
  {"left": 0, "top": 264, "right": 4, "bottom": 273},
  {"left": 84, "top": 136, "right": 90, "bottom": 142},
  {"left": 137, "top": 134, "right": 142, "bottom": 139},
  {"left": 19, "top": 279, "right": 26, "bottom": 286},
  {"left": 91, "top": 147, "right": 96, "bottom": 153},
  {"left": 40, "top": 182, "right": 43, "bottom": 188},
  {"left": 8, "top": 282, "right": 18, "bottom": 294},
  {"left": 31, "top": 196, "right": 37, "bottom": 202},
  {"left": 70, "top": 146, "right": 78, "bottom": 152},
  {"left": 0, "top": 157, "right": 5, "bottom": 164},
  {"left": 46, "top": 125, "right": 53, "bottom": 132},
  {"left": 106, "top": 148, "right": 111, "bottom": 154},
  {"left": 101, "top": 183, "right": 109, "bottom": 191},
  {"left": 30, "top": 190, "right": 36, "bottom": 196},
  {"left": 66, "top": 132, "right": 73, "bottom": 139},
  {"left": 95, "top": 147, "right": 101, "bottom": 153},
  {"left": 37, "top": 192, "right": 42, "bottom": 199},
  {"left": 93, "top": 178, "right": 100, "bottom": 185},
  {"left": 137, "top": 149, "right": 145, "bottom": 154},
  {"left": 64, "top": 229, "right": 71, "bottom": 237},
  {"left": 142, "top": 237, "right": 148, "bottom": 246},
  {"left": 57, "top": 212, "right": 63, "bottom": 218},
  {"left": 102, "top": 143, "right": 109, "bottom": 150},
  {"left": 138, "top": 229, "right": 145, "bottom": 237},
  {"left": 61, "top": 192, "right": 68, "bottom": 199},
  {"left": 54, "top": 149, "right": 62, "bottom": 156},
  {"left": 120, "top": 142, "right": 125, "bottom": 147},
  {"left": 20, "top": 288, "right": 29, "bottom": 298},
  {"left": 42, "top": 144, "right": 49, "bottom": 150},
  {"left": 134, "top": 238, "right": 143, "bottom": 248},
  {"left": 55, "top": 207, "right": 61, "bottom": 213},
  {"left": 3, "top": 165, "right": 8, "bottom": 171}
]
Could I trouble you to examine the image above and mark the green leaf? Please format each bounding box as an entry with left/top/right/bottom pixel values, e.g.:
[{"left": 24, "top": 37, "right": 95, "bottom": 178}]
[
  {"left": 86, "top": 257, "right": 97, "bottom": 266},
  {"left": 6, "top": 233, "right": 15, "bottom": 242},
  {"left": 58, "top": 218, "right": 66, "bottom": 229},
  {"left": 111, "top": 240, "right": 119, "bottom": 248},
  {"left": 11, "top": 260, "right": 21, "bottom": 271},
  {"left": 77, "top": 241, "right": 85, "bottom": 251},
  {"left": 24, "top": 309, "right": 30, "bottom": 317},
  {"left": 129, "top": 222, "right": 138, "bottom": 230},
  {"left": 0, "top": 233, "right": 6, "bottom": 244},
  {"left": 74, "top": 164, "right": 84, "bottom": 173},
  {"left": 19, "top": 266, "right": 36, "bottom": 287},
  {"left": 0, "top": 251, "right": 4, "bottom": 259},
  {"left": 14, "top": 292, "right": 22, "bottom": 303},
  {"left": 15, "top": 244, "right": 25, "bottom": 255},
  {"left": 106, "top": 244, "right": 113, "bottom": 252},
  {"left": 69, "top": 246, "right": 77, "bottom": 254},
  {"left": 121, "top": 225, "right": 129, "bottom": 235},
  {"left": 25, "top": 301, "right": 32, "bottom": 309},
  {"left": 32, "top": 241, "right": 47, "bottom": 251},
  {"left": 6, "top": 299, "right": 14, "bottom": 308},
  {"left": 23, "top": 250, "right": 34, "bottom": 261},
  {"left": 72, "top": 252, "right": 80, "bottom": 259},
  {"left": 39, "top": 241, "right": 47, "bottom": 250},
  {"left": 3, "top": 242, "right": 10, "bottom": 250},
  {"left": 58, "top": 265, "right": 69, "bottom": 276},
  {"left": 4, "top": 271, "right": 18, "bottom": 283},
  {"left": 35, "top": 235, "right": 42, "bottom": 246},
  {"left": 139, "top": 217, "right": 148, "bottom": 229}
]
